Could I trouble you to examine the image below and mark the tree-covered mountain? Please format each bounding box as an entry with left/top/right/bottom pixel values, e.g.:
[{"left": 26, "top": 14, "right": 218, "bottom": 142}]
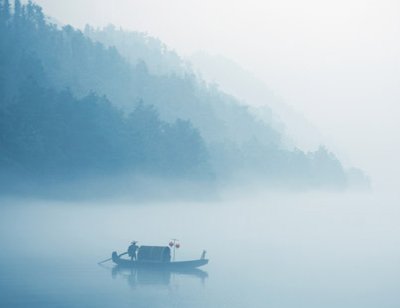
[
  {"left": 84, "top": 24, "right": 189, "bottom": 77},
  {"left": 0, "top": 1, "right": 212, "bottom": 196},
  {"left": 0, "top": 1, "right": 364, "bottom": 197},
  {"left": 77, "top": 23, "right": 355, "bottom": 189}
]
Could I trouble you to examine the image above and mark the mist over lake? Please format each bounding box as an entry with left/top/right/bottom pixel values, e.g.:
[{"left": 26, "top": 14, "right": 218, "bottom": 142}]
[{"left": 1, "top": 191, "right": 400, "bottom": 308}]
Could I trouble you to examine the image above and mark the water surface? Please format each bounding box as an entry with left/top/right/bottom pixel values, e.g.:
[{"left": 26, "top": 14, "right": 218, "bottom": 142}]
[{"left": 1, "top": 192, "right": 399, "bottom": 307}]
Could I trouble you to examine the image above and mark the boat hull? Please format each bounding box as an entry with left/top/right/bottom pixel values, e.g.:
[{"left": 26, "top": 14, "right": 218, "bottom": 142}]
[{"left": 112, "top": 251, "right": 208, "bottom": 269}]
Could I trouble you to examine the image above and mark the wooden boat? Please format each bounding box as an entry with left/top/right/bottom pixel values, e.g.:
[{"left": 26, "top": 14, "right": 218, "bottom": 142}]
[{"left": 111, "top": 250, "right": 209, "bottom": 269}]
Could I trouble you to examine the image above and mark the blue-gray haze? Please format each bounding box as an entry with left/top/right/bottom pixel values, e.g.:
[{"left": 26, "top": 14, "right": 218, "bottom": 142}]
[{"left": 0, "top": 1, "right": 395, "bottom": 308}]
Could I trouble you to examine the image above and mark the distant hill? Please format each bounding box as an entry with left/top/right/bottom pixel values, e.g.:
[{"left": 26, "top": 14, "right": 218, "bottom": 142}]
[
  {"left": 82, "top": 24, "right": 368, "bottom": 189},
  {"left": 189, "top": 52, "right": 325, "bottom": 152},
  {"left": 84, "top": 24, "right": 189, "bottom": 77},
  {"left": 0, "top": 1, "right": 369, "bottom": 197}
]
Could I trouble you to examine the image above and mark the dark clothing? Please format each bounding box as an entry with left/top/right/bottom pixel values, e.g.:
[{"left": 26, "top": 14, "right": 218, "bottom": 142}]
[{"left": 128, "top": 244, "right": 138, "bottom": 260}]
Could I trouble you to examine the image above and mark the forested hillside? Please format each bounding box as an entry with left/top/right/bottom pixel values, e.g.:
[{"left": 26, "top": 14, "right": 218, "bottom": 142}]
[
  {"left": 79, "top": 23, "right": 352, "bottom": 188},
  {"left": 0, "top": 1, "right": 359, "bottom": 196},
  {"left": 0, "top": 1, "right": 211, "bottom": 195},
  {"left": 84, "top": 24, "right": 189, "bottom": 77}
]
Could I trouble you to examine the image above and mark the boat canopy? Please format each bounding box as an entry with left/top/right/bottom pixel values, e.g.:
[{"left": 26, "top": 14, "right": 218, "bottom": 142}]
[{"left": 137, "top": 246, "right": 171, "bottom": 262}]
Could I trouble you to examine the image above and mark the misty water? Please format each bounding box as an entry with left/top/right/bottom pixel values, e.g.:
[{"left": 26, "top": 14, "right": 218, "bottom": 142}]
[{"left": 1, "top": 192, "right": 400, "bottom": 308}]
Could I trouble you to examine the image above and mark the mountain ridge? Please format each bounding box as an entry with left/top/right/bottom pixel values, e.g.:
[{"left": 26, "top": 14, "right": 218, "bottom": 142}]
[{"left": 0, "top": 1, "right": 370, "bottom": 197}]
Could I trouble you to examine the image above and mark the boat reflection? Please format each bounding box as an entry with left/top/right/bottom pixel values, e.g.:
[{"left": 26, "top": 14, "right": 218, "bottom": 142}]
[{"left": 110, "top": 265, "right": 208, "bottom": 287}]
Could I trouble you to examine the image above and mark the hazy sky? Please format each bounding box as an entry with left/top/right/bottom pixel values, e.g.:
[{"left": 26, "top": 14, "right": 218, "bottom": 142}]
[{"left": 34, "top": 0, "right": 400, "bottom": 190}]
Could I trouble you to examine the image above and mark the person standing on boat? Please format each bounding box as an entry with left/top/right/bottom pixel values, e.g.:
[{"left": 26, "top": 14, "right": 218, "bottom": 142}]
[{"left": 128, "top": 241, "right": 138, "bottom": 261}]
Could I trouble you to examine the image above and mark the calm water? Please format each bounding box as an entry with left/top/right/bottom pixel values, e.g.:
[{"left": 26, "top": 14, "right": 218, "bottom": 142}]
[{"left": 1, "top": 192, "right": 400, "bottom": 307}]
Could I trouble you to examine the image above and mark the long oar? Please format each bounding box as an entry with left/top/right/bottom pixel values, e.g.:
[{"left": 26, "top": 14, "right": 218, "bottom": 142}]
[{"left": 98, "top": 252, "right": 128, "bottom": 264}]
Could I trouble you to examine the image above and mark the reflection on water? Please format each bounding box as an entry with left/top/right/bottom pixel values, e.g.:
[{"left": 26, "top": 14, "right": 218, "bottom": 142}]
[{"left": 109, "top": 265, "right": 208, "bottom": 288}]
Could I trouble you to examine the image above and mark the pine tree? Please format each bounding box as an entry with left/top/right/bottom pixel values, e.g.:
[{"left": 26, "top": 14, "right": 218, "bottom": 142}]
[
  {"left": 2, "top": 0, "right": 10, "bottom": 22},
  {"left": 14, "top": 0, "right": 21, "bottom": 19},
  {"left": 26, "top": 1, "right": 33, "bottom": 20}
]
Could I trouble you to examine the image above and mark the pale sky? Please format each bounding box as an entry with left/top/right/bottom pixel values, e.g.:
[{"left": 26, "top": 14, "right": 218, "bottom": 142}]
[{"left": 34, "top": 0, "right": 400, "bottom": 190}]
